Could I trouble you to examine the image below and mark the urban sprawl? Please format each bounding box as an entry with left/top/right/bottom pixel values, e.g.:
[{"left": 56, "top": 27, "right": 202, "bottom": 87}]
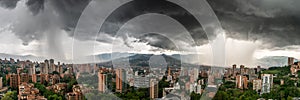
[{"left": 0, "top": 57, "right": 299, "bottom": 100}]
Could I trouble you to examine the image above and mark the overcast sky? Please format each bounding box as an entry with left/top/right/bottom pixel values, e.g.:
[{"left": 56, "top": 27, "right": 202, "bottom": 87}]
[{"left": 0, "top": 0, "right": 299, "bottom": 67}]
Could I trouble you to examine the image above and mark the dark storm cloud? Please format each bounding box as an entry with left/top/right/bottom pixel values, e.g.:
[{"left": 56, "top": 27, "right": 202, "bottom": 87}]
[
  {"left": 138, "top": 33, "right": 176, "bottom": 50},
  {"left": 0, "top": 0, "right": 19, "bottom": 9},
  {"left": 0, "top": 0, "right": 91, "bottom": 44},
  {"left": 0, "top": 0, "right": 208, "bottom": 51},
  {"left": 98, "top": 0, "right": 209, "bottom": 50},
  {"left": 50, "top": 0, "right": 91, "bottom": 32},
  {"left": 208, "top": 0, "right": 300, "bottom": 48},
  {"left": 0, "top": 0, "right": 91, "bottom": 59},
  {"left": 26, "top": 0, "right": 45, "bottom": 15},
  {"left": 95, "top": 0, "right": 300, "bottom": 49},
  {"left": 0, "top": 0, "right": 45, "bottom": 14},
  {"left": 1, "top": 0, "right": 299, "bottom": 51}
]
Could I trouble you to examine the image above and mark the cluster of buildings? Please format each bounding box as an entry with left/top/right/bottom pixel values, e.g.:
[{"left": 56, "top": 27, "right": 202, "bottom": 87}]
[
  {"left": 224, "top": 64, "right": 261, "bottom": 81},
  {"left": 250, "top": 74, "right": 274, "bottom": 94},
  {"left": 96, "top": 65, "right": 224, "bottom": 99},
  {"left": 18, "top": 83, "right": 47, "bottom": 100},
  {"left": 66, "top": 85, "right": 84, "bottom": 100},
  {"left": 221, "top": 57, "right": 300, "bottom": 97},
  {"left": 4, "top": 56, "right": 298, "bottom": 99},
  {"left": 97, "top": 67, "right": 162, "bottom": 99},
  {"left": 223, "top": 64, "right": 276, "bottom": 94},
  {"left": 97, "top": 67, "right": 167, "bottom": 98},
  {"left": 0, "top": 58, "right": 85, "bottom": 100},
  {"left": 180, "top": 67, "right": 206, "bottom": 95}
]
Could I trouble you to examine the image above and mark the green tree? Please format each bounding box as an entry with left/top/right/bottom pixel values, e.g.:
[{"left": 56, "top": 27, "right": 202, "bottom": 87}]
[
  {"left": 239, "top": 90, "right": 259, "bottom": 100},
  {"left": 67, "top": 78, "right": 78, "bottom": 92},
  {"left": 1, "top": 91, "right": 17, "bottom": 100},
  {"left": 213, "top": 91, "right": 229, "bottom": 100},
  {"left": 158, "top": 76, "right": 169, "bottom": 97},
  {"left": 191, "top": 91, "right": 202, "bottom": 100},
  {"left": 48, "top": 94, "right": 63, "bottom": 100},
  {"left": 52, "top": 71, "right": 60, "bottom": 75},
  {"left": 287, "top": 96, "right": 293, "bottom": 100}
]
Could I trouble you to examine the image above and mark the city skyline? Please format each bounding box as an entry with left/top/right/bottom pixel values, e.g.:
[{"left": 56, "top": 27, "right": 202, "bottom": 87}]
[
  {"left": 0, "top": 0, "right": 299, "bottom": 100},
  {"left": 0, "top": 51, "right": 298, "bottom": 99}
]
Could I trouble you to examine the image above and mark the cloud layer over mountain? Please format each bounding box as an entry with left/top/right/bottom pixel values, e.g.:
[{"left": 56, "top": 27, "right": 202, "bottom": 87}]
[
  {"left": 0, "top": 0, "right": 299, "bottom": 50},
  {"left": 0, "top": 0, "right": 299, "bottom": 65}
]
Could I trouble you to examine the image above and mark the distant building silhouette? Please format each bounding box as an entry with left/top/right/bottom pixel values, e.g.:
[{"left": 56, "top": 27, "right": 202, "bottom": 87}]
[{"left": 288, "top": 57, "right": 294, "bottom": 65}]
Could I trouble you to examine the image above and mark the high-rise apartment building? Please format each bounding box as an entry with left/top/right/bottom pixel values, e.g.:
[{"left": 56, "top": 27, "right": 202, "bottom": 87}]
[
  {"left": 255, "top": 66, "right": 261, "bottom": 74},
  {"left": 232, "top": 64, "right": 236, "bottom": 77},
  {"left": 253, "top": 79, "right": 262, "bottom": 92},
  {"left": 150, "top": 78, "right": 159, "bottom": 99},
  {"left": 98, "top": 69, "right": 107, "bottom": 93},
  {"left": 50, "top": 59, "right": 55, "bottom": 73},
  {"left": 116, "top": 69, "right": 126, "bottom": 93},
  {"left": 236, "top": 75, "right": 248, "bottom": 89},
  {"left": 32, "top": 64, "right": 36, "bottom": 75},
  {"left": 18, "top": 73, "right": 29, "bottom": 85},
  {"left": 44, "top": 60, "right": 49, "bottom": 74},
  {"left": 0, "top": 77, "right": 3, "bottom": 89},
  {"left": 240, "top": 65, "right": 245, "bottom": 75},
  {"left": 261, "top": 74, "right": 273, "bottom": 94},
  {"left": 9, "top": 73, "right": 18, "bottom": 88},
  {"left": 193, "top": 68, "right": 199, "bottom": 83}
]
